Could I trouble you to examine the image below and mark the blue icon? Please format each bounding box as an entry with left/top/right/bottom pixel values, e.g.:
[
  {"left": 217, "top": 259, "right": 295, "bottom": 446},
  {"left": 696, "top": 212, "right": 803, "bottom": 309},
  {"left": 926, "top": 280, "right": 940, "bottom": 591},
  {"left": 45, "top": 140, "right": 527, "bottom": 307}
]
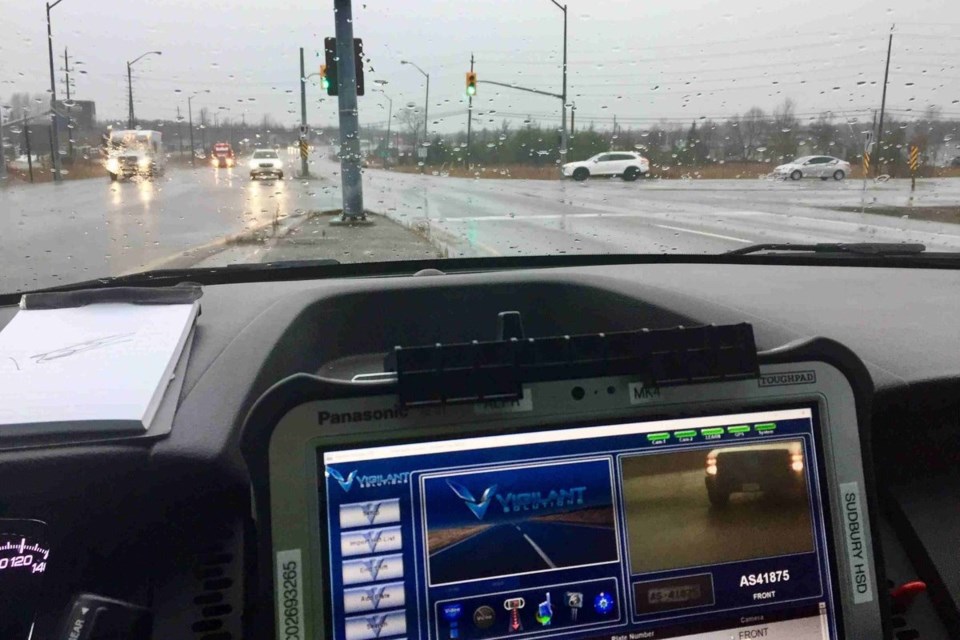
[
  {"left": 535, "top": 593, "right": 553, "bottom": 626},
  {"left": 443, "top": 603, "right": 464, "bottom": 622},
  {"left": 447, "top": 481, "right": 498, "bottom": 520},
  {"left": 594, "top": 592, "right": 614, "bottom": 615}
]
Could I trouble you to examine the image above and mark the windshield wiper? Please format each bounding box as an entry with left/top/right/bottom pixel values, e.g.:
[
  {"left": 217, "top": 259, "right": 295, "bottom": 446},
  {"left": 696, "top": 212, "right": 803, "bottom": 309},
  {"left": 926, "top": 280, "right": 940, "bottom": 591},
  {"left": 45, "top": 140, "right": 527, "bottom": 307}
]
[{"left": 726, "top": 242, "right": 926, "bottom": 257}]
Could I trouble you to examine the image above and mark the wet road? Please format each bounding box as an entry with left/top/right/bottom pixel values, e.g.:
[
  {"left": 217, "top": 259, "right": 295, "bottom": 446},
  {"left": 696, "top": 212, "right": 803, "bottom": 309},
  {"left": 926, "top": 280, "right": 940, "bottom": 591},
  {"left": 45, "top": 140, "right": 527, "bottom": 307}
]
[
  {"left": 360, "top": 162, "right": 960, "bottom": 257},
  {"left": 3, "top": 152, "right": 960, "bottom": 293},
  {"left": 0, "top": 161, "right": 340, "bottom": 292},
  {"left": 621, "top": 469, "right": 814, "bottom": 575},
  {"left": 429, "top": 521, "right": 618, "bottom": 584}
]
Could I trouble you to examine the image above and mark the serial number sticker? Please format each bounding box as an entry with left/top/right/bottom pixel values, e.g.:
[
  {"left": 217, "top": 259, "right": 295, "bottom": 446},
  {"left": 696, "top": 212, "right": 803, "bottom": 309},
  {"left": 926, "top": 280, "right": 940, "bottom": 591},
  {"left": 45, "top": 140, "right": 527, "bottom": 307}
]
[{"left": 276, "top": 549, "right": 305, "bottom": 640}]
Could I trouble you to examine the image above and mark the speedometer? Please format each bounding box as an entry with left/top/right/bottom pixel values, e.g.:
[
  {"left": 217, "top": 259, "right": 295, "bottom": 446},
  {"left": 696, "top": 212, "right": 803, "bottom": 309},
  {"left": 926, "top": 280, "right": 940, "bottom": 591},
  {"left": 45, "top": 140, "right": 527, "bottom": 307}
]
[{"left": 0, "top": 520, "right": 49, "bottom": 640}]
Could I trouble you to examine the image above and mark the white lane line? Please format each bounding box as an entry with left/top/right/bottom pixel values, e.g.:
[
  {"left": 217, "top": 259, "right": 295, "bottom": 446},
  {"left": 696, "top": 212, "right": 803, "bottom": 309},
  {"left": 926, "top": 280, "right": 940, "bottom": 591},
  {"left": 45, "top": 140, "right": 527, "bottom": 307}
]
[
  {"left": 520, "top": 530, "right": 558, "bottom": 569},
  {"left": 654, "top": 224, "right": 752, "bottom": 244}
]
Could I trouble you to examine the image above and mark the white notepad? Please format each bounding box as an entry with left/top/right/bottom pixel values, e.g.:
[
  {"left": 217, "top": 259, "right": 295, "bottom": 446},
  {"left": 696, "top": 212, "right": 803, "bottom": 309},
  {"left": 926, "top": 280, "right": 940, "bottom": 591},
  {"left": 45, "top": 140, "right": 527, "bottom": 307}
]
[{"left": 0, "top": 302, "right": 199, "bottom": 433}]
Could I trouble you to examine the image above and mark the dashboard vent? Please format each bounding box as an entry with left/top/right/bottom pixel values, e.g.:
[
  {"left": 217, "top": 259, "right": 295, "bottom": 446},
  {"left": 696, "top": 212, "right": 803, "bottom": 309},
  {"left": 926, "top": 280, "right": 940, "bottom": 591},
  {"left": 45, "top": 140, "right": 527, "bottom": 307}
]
[{"left": 152, "top": 516, "right": 245, "bottom": 640}]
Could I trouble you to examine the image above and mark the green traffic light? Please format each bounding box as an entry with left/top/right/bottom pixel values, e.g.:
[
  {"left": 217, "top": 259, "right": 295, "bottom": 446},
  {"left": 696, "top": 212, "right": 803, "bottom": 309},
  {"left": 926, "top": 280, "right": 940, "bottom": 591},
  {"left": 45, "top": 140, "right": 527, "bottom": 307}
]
[
  {"left": 466, "top": 85, "right": 476, "bottom": 96},
  {"left": 321, "top": 78, "right": 330, "bottom": 90}
]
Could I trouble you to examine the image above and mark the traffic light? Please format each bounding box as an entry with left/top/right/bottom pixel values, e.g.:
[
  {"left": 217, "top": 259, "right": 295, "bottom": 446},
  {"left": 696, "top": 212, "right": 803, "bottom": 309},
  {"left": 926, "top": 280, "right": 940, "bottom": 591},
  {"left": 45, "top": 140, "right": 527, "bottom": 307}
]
[
  {"left": 323, "top": 37, "right": 365, "bottom": 97},
  {"left": 320, "top": 64, "right": 330, "bottom": 91},
  {"left": 466, "top": 71, "right": 477, "bottom": 97}
]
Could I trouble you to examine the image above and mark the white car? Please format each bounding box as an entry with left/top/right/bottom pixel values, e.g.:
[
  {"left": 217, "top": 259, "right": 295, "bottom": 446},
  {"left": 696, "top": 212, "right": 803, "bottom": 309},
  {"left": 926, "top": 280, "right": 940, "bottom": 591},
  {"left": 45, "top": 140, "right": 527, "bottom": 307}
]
[
  {"left": 248, "top": 149, "right": 284, "bottom": 180},
  {"left": 562, "top": 152, "right": 649, "bottom": 182},
  {"left": 773, "top": 155, "right": 851, "bottom": 181}
]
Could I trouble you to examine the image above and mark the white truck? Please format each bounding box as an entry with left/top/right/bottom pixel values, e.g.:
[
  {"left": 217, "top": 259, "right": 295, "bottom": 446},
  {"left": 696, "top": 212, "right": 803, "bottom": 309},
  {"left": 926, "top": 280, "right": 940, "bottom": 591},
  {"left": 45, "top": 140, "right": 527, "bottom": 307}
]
[{"left": 104, "top": 129, "right": 166, "bottom": 181}]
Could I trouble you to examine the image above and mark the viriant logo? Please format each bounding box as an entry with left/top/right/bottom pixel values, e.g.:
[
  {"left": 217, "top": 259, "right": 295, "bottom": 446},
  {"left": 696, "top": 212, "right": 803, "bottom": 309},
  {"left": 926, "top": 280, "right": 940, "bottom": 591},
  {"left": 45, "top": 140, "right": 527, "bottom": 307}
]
[
  {"left": 327, "top": 467, "right": 410, "bottom": 492},
  {"left": 447, "top": 479, "right": 588, "bottom": 520}
]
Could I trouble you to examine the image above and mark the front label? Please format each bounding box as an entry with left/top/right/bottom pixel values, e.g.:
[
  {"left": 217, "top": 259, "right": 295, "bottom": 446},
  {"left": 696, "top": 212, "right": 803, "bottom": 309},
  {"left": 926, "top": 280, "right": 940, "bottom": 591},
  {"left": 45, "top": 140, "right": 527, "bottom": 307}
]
[
  {"left": 839, "top": 482, "right": 874, "bottom": 604},
  {"left": 759, "top": 370, "right": 817, "bottom": 387}
]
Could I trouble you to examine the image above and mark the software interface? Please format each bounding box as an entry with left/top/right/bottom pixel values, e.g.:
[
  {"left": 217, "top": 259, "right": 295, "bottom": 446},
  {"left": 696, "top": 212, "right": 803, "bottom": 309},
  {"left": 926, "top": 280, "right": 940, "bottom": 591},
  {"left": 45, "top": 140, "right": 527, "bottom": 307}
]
[{"left": 320, "top": 408, "right": 837, "bottom": 640}]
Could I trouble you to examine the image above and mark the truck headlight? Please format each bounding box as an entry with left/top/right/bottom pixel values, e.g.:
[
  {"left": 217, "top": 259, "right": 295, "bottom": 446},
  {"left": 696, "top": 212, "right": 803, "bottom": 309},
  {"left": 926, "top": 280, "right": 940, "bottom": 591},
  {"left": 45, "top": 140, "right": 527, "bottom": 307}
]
[
  {"left": 106, "top": 159, "right": 119, "bottom": 173},
  {"left": 790, "top": 453, "right": 804, "bottom": 472},
  {"left": 138, "top": 158, "right": 150, "bottom": 169}
]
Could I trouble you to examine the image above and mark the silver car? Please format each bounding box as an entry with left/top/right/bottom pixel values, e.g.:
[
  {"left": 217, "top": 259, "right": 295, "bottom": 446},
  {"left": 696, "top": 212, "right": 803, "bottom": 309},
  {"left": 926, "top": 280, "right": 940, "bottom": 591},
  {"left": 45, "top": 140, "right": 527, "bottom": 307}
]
[{"left": 772, "top": 155, "right": 851, "bottom": 181}]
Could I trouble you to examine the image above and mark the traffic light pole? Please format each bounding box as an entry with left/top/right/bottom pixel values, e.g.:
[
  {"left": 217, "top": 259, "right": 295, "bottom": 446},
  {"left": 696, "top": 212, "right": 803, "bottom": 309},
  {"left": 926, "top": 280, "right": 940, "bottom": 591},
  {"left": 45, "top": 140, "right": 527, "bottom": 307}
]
[
  {"left": 334, "top": 0, "right": 364, "bottom": 219},
  {"left": 466, "top": 52, "right": 474, "bottom": 168},
  {"left": 299, "top": 47, "right": 309, "bottom": 178}
]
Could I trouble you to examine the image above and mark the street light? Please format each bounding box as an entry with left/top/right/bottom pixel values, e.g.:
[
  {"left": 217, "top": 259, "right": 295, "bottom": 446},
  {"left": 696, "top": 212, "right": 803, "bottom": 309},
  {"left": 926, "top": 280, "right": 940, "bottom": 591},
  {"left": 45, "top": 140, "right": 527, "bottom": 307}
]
[
  {"left": 187, "top": 90, "right": 210, "bottom": 167},
  {"left": 376, "top": 87, "right": 393, "bottom": 159},
  {"left": 547, "top": 0, "right": 568, "bottom": 165},
  {"left": 127, "top": 50, "right": 162, "bottom": 128},
  {"left": 400, "top": 60, "right": 430, "bottom": 144},
  {"left": 45, "top": 0, "right": 68, "bottom": 182}
]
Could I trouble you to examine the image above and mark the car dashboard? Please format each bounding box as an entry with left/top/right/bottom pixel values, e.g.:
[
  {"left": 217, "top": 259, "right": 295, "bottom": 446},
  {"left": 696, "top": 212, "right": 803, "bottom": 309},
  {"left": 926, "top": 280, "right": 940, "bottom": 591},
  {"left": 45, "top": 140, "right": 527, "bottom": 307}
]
[{"left": 0, "top": 260, "right": 958, "bottom": 640}]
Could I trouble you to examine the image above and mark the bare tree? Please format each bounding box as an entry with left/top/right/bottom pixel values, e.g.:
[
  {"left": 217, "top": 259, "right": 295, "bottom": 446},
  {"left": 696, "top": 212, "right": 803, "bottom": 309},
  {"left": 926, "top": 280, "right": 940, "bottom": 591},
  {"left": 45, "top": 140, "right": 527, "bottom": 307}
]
[
  {"left": 735, "top": 107, "right": 767, "bottom": 160},
  {"left": 769, "top": 98, "right": 799, "bottom": 161},
  {"left": 395, "top": 107, "right": 422, "bottom": 142}
]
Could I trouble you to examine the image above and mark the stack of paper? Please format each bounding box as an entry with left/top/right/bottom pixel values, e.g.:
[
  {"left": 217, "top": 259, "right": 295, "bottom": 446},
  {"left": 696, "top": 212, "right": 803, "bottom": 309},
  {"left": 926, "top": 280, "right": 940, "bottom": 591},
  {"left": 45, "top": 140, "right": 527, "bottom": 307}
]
[{"left": 0, "top": 302, "right": 199, "bottom": 434}]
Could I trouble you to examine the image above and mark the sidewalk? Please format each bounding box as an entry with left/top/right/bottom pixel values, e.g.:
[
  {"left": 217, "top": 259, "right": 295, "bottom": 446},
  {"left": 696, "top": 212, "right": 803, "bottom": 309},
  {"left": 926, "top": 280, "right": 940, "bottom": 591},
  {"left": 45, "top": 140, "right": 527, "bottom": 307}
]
[{"left": 195, "top": 209, "right": 444, "bottom": 267}]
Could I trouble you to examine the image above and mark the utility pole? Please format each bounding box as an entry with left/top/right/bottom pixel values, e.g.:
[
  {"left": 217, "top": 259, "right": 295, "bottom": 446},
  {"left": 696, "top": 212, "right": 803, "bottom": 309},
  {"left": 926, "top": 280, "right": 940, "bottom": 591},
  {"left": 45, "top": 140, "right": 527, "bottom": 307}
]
[
  {"left": 571, "top": 102, "right": 576, "bottom": 135},
  {"left": 46, "top": 0, "right": 65, "bottom": 182},
  {"left": 548, "top": 0, "right": 568, "bottom": 173},
  {"left": 63, "top": 46, "right": 74, "bottom": 159},
  {"left": 466, "top": 52, "right": 474, "bottom": 168},
  {"left": 177, "top": 105, "right": 183, "bottom": 157},
  {"left": 0, "top": 105, "right": 5, "bottom": 182},
  {"left": 188, "top": 96, "right": 196, "bottom": 167},
  {"left": 875, "top": 25, "right": 893, "bottom": 177},
  {"left": 299, "top": 46, "right": 309, "bottom": 177},
  {"left": 127, "top": 62, "right": 134, "bottom": 128},
  {"left": 334, "top": 0, "right": 364, "bottom": 219},
  {"left": 24, "top": 111, "right": 35, "bottom": 183}
]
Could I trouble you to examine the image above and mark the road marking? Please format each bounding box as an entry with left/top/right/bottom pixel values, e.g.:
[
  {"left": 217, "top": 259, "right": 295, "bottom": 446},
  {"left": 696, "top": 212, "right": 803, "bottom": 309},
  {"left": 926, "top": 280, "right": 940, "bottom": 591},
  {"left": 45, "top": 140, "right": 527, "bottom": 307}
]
[
  {"left": 654, "top": 224, "right": 752, "bottom": 244},
  {"left": 519, "top": 530, "right": 558, "bottom": 569}
]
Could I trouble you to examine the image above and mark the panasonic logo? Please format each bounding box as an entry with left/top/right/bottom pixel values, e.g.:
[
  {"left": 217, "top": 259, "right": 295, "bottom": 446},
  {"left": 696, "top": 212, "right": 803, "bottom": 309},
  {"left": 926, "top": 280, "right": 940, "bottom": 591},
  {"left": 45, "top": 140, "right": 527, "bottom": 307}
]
[
  {"left": 318, "top": 405, "right": 408, "bottom": 425},
  {"left": 758, "top": 370, "right": 816, "bottom": 387}
]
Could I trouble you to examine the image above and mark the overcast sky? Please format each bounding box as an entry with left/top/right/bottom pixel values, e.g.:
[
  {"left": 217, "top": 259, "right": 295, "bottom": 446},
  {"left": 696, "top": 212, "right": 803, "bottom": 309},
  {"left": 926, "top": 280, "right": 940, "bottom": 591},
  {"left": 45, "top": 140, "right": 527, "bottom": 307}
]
[{"left": 2, "top": 0, "right": 959, "bottom": 133}]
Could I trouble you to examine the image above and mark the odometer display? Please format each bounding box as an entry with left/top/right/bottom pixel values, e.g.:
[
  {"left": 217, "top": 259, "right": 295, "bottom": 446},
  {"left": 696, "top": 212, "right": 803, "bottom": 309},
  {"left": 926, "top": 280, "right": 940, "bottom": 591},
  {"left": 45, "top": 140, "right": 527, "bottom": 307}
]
[{"left": 0, "top": 520, "right": 49, "bottom": 640}]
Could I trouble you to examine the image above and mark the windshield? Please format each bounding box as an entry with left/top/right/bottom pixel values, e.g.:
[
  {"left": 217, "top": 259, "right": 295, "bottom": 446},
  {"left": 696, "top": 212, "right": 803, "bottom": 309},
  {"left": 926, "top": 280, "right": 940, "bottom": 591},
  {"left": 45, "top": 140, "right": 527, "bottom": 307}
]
[{"left": 2, "top": 1, "right": 959, "bottom": 293}]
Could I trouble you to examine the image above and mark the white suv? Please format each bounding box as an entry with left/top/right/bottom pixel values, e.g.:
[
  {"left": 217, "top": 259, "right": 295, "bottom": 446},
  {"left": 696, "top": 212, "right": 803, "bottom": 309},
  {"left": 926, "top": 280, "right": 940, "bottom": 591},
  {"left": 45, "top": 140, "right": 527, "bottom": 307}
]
[
  {"left": 248, "top": 149, "right": 284, "bottom": 180},
  {"left": 562, "top": 152, "right": 650, "bottom": 182}
]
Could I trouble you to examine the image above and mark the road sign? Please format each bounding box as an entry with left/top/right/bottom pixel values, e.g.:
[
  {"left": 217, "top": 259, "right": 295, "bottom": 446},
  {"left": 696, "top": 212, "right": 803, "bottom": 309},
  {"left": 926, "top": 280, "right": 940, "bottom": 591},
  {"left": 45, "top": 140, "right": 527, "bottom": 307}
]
[
  {"left": 299, "top": 124, "right": 309, "bottom": 136},
  {"left": 908, "top": 145, "right": 920, "bottom": 173},
  {"left": 417, "top": 147, "right": 428, "bottom": 159},
  {"left": 299, "top": 140, "right": 309, "bottom": 159},
  {"left": 863, "top": 151, "right": 870, "bottom": 175}
]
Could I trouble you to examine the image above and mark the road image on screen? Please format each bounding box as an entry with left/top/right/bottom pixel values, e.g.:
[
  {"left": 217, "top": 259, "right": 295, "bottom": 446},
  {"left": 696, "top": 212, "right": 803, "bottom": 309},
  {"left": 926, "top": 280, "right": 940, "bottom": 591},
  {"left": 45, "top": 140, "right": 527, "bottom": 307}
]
[
  {"left": 423, "top": 458, "right": 619, "bottom": 585},
  {"left": 621, "top": 439, "right": 815, "bottom": 574}
]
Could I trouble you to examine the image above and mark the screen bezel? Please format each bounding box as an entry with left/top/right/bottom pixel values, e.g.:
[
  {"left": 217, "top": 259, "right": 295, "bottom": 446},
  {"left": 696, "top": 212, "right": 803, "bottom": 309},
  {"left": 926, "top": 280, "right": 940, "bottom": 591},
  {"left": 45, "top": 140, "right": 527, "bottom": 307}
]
[
  {"left": 311, "top": 402, "right": 843, "bottom": 640},
  {"left": 252, "top": 357, "right": 886, "bottom": 640}
]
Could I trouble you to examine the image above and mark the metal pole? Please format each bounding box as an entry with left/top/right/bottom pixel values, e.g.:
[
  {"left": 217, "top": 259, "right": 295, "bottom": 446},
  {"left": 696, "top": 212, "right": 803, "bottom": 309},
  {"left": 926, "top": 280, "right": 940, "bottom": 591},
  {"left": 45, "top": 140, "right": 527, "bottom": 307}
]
[
  {"left": 127, "top": 61, "right": 135, "bottom": 128},
  {"left": 385, "top": 94, "right": 392, "bottom": 162},
  {"left": 0, "top": 103, "right": 6, "bottom": 182},
  {"left": 875, "top": 27, "right": 893, "bottom": 177},
  {"left": 467, "top": 52, "right": 474, "bottom": 168},
  {"left": 24, "top": 115, "right": 35, "bottom": 183},
  {"left": 64, "top": 46, "right": 74, "bottom": 159},
  {"left": 299, "top": 47, "right": 309, "bottom": 177},
  {"left": 177, "top": 105, "right": 183, "bottom": 157},
  {"left": 188, "top": 96, "right": 195, "bottom": 167},
  {"left": 571, "top": 102, "right": 576, "bottom": 135},
  {"left": 45, "top": 1, "right": 63, "bottom": 182},
  {"left": 334, "top": 0, "right": 364, "bottom": 219},
  {"left": 424, "top": 74, "right": 430, "bottom": 143},
  {"left": 560, "top": 3, "right": 568, "bottom": 168}
]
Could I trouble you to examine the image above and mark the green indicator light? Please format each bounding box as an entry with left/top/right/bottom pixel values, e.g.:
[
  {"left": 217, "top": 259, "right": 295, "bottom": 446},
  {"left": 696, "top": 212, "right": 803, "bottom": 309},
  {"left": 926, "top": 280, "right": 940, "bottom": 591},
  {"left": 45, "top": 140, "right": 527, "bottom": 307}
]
[
  {"left": 701, "top": 427, "right": 724, "bottom": 436},
  {"left": 727, "top": 425, "right": 751, "bottom": 433},
  {"left": 755, "top": 422, "right": 777, "bottom": 431},
  {"left": 647, "top": 432, "right": 670, "bottom": 441},
  {"left": 674, "top": 430, "right": 697, "bottom": 438}
]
